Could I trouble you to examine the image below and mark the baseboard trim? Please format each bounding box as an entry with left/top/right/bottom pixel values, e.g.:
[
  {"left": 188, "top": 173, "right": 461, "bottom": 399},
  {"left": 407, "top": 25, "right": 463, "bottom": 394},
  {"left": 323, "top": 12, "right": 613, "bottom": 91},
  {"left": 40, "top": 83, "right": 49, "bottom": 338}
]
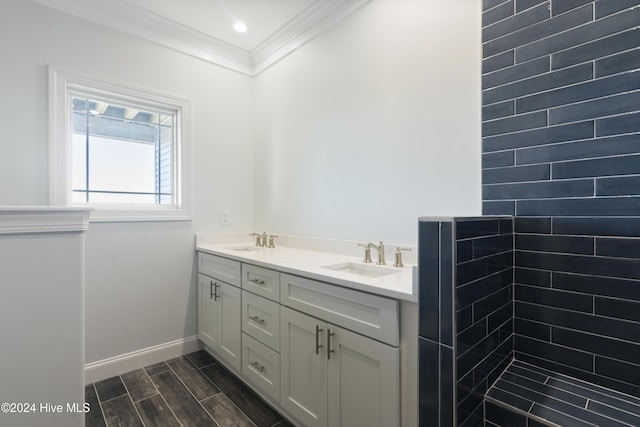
[{"left": 85, "top": 336, "right": 201, "bottom": 384}]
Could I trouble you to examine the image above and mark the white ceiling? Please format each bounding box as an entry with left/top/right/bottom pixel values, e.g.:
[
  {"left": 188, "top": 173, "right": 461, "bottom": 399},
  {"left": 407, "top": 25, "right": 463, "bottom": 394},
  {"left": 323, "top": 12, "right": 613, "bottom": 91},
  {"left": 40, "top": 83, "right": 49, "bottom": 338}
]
[
  {"left": 32, "top": 0, "right": 371, "bottom": 75},
  {"left": 123, "top": 0, "right": 318, "bottom": 52}
]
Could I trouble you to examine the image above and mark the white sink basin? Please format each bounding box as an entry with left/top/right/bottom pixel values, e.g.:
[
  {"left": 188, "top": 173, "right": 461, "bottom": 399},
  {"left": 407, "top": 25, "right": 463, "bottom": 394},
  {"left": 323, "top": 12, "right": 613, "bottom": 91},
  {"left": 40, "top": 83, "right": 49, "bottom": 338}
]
[
  {"left": 227, "top": 245, "right": 266, "bottom": 252},
  {"left": 321, "top": 262, "right": 398, "bottom": 278}
]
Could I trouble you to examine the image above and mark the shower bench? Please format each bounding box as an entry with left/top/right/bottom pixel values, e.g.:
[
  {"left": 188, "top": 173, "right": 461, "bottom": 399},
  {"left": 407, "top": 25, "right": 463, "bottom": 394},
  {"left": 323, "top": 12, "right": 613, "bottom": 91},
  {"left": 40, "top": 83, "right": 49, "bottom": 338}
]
[{"left": 485, "top": 360, "right": 640, "bottom": 427}]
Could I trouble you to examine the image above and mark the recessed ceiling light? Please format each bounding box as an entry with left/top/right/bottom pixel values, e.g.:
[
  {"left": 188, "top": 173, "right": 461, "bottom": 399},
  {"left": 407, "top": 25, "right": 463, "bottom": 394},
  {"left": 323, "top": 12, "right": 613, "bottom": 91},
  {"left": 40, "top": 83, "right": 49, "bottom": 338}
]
[{"left": 233, "top": 22, "right": 247, "bottom": 33}]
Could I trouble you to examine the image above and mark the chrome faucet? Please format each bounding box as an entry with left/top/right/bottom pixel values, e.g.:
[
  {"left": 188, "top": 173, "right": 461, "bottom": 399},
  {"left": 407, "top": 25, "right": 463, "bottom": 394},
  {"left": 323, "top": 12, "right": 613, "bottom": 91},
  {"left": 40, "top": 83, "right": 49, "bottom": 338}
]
[
  {"left": 261, "top": 231, "right": 268, "bottom": 247},
  {"left": 369, "top": 241, "right": 386, "bottom": 265}
]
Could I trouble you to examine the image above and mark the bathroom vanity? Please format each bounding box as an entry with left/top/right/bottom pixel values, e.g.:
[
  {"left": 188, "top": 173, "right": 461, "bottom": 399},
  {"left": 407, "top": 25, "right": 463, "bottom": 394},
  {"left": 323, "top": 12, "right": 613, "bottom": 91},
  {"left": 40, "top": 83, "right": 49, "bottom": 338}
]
[{"left": 195, "top": 234, "right": 417, "bottom": 427}]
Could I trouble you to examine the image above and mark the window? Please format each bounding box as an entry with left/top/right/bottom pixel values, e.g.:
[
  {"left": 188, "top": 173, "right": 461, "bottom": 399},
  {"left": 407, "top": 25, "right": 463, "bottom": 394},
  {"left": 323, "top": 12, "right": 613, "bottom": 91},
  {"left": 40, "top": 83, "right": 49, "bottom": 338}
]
[
  {"left": 70, "top": 97, "right": 174, "bottom": 205},
  {"left": 49, "top": 67, "right": 191, "bottom": 221}
]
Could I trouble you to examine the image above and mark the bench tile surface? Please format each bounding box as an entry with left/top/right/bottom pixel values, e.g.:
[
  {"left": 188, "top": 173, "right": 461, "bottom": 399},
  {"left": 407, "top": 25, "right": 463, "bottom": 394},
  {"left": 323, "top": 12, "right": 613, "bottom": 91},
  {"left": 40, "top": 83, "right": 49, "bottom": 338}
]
[{"left": 486, "top": 361, "right": 640, "bottom": 426}]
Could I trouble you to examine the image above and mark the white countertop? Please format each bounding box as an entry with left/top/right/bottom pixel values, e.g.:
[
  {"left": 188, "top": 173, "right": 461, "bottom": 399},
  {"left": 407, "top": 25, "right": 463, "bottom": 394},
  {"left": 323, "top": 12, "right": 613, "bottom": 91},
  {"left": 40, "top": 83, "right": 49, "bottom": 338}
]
[{"left": 196, "top": 238, "right": 417, "bottom": 302}]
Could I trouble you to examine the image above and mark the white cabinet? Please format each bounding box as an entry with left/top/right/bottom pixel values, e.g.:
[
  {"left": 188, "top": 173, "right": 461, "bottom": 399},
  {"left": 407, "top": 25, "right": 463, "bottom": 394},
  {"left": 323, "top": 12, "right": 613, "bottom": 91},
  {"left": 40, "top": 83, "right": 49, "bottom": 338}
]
[
  {"left": 242, "top": 290, "right": 280, "bottom": 351},
  {"left": 327, "top": 324, "right": 399, "bottom": 427},
  {"left": 199, "top": 252, "right": 241, "bottom": 286},
  {"left": 216, "top": 281, "right": 242, "bottom": 372},
  {"left": 281, "top": 306, "right": 399, "bottom": 427},
  {"left": 198, "top": 254, "right": 242, "bottom": 373},
  {"left": 242, "top": 333, "right": 281, "bottom": 403},
  {"left": 281, "top": 307, "right": 328, "bottom": 427},
  {"left": 198, "top": 273, "right": 217, "bottom": 348},
  {"left": 242, "top": 263, "right": 280, "bottom": 301},
  {"left": 280, "top": 273, "right": 399, "bottom": 346},
  {"left": 241, "top": 287, "right": 282, "bottom": 403},
  {"left": 197, "top": 251, "right": 401, "bottom": 427}
]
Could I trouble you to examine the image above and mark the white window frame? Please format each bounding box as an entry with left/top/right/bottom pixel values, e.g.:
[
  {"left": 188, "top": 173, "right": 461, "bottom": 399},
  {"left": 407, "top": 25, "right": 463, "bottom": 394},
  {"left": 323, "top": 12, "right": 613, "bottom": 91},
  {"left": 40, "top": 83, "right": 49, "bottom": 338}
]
[{"left": 49, "top": 66, "right": 192, "bottom": 222}]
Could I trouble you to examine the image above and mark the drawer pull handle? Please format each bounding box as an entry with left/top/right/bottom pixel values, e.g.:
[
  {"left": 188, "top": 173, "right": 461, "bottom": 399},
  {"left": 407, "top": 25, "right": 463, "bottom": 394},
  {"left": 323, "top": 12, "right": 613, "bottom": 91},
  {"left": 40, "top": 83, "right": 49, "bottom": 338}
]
[
  {"left": 315, "top": 324, "right": 323, "bottom": 355},
  {"left": 327, "top": 328, "right": 335, "bottom": 360},
  {"left": 249, "top": 315, "right": 265, "bottom": 325},
  {"left": 250, "top": 361, "right": 265, "bottom": 372},
  {"left": 249, "top": 278, "right": 266, "bottom": 286}
]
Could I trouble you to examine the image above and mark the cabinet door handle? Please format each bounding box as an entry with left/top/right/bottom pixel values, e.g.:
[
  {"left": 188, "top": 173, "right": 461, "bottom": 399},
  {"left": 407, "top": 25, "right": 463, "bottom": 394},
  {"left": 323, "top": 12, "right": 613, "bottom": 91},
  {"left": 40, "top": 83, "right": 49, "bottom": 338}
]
[
  {"left": 249, "top": 278, "right": 266, "bottom": 286},
  {"left": 249, "top": 315, "right": 265, "bottom": 325},
  {"left": 210, "top": 281, "right": 216, "bottom": 300},
  {"left": 213, "top": 282, "right": 220, "bottom": 301},
  {"left": 327, "top": 328, "right": 335, "bottom": 360},
  {"left": 315, "top": 324, "right": 323, "bottom": 355},
  {"left": 250, "top": 361, "right": 265, "bottom": 372}
]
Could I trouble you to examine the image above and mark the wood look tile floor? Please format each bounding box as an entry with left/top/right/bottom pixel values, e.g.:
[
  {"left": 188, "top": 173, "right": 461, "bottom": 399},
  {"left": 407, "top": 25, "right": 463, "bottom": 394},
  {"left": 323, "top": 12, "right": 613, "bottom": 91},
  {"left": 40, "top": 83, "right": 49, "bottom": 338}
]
[{"left": 86, "top": 351, "right": 294, "bottom": 427}]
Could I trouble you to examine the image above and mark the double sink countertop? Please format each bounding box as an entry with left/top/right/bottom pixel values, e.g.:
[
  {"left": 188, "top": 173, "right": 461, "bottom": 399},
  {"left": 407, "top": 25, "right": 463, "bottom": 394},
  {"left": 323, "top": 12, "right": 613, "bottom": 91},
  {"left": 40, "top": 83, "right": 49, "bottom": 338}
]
[{"left": 196, "top": 233, "right": 418, "bottom": 302}]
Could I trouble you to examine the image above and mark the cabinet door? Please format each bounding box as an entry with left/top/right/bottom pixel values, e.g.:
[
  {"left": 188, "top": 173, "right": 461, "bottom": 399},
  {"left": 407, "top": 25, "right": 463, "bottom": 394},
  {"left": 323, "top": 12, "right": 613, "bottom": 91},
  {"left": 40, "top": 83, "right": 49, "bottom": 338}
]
[
  {"left": 281, "top": 307, "right": 327, "bottom": 427},
  {"left": 198, "top": 273, "right": 217, "bottom": 349},
  {"left": 327, "top": 325, "right": 399, "bottom": 427},
  {"left": 217, "top": 282, "right": 242, "bottom": 373}
]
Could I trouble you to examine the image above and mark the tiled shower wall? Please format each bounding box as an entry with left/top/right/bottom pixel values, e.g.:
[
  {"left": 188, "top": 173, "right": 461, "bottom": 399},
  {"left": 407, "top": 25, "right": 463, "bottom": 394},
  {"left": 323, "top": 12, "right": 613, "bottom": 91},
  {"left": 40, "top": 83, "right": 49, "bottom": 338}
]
[
  {"left": 481, "top": 0, "right": 640, "bottom": 402},
  {"left": 418, "top": 1, "right": 640, "bottom": 425},
  {"left": 482, "top": 0, "right": 640, "bottom": 216},
  {"left": 456, "top": 219, "right": 513, "bottom": 427},
  {"left": 419, "top": 218, "right": 513, "bottom": 427},
  {"left": 514, "top": 217, "right": 640, "bottom": 397},
  {"left": 419, "top": 220, "right": 455, "bottom": 427}
]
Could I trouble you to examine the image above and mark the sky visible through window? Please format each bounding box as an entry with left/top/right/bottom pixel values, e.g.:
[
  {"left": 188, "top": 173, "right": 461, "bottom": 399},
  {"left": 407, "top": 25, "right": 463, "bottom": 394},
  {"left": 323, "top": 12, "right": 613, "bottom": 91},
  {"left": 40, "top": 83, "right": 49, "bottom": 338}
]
[{"left": 71, "top": 96, "right": 173, "bottom": 204}]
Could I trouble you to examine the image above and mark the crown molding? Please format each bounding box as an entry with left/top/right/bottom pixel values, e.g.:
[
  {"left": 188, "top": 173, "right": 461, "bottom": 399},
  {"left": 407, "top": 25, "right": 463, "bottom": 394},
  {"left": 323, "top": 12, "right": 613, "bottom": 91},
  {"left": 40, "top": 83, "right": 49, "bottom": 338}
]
[
  {"left": 251, "top": 0, "right": 371, "bottom": 75},
  {"left": 32, "top": 0, "right": 371, "bottom": 76},
  {"left": 33, "top": 0, "right": 253, "bottom": 75},
  {"left": 0, "top": 207, "right": 92, "bottom": 234}
]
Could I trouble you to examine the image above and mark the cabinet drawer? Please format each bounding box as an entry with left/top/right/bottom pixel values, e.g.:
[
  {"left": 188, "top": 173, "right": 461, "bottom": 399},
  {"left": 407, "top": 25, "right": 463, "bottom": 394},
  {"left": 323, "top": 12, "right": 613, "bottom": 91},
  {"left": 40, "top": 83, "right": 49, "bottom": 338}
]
[
  {"left": 198, "top": 252, "right": 241, "bottom": 286},
  {"left": 242, "top": 291, "right": 280, "bottom": 352},
  {"left": 242, "top": 333, "right": 280, "bottom": 404},
  {"left": 280, "top": 273, "right": 399, "bottom": 346},
  {"left": 242, "top": 264, "right": 280, "bottom": 302}
]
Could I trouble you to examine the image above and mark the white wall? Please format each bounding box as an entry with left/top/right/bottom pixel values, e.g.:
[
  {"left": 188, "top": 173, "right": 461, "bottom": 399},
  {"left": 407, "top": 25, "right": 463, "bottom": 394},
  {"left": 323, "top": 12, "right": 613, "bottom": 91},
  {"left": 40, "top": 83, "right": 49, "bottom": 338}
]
[
  {"left": 253, "top": 0, "right": 482, "bottom": 244},
  {"left": 0, "top": 0, "right": 481, "bottom": 375},
  {"left": 0, "top": 0, "right": 255, "bottom": 364},
  {"left": 0, "top": 208, "right": 90, "bottom": 427}
]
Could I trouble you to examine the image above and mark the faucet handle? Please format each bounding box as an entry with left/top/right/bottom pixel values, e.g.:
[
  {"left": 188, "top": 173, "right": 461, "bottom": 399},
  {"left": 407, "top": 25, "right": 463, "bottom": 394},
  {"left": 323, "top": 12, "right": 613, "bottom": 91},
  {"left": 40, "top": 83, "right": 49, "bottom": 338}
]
[
  {"left": 393, "top": 247, "right": 412, "bottom": 268},
  {"left": 268, "top": 235, "right": 278, "bottom": 248},
  {"left": 358, "top": 243, "right": 373, "bottom": 263},
  {"left": 376, "top": 241, "right": 386, "bottom": 265},
  {"left": 250, "top": 232, "right": 262, "bottom": 246}
]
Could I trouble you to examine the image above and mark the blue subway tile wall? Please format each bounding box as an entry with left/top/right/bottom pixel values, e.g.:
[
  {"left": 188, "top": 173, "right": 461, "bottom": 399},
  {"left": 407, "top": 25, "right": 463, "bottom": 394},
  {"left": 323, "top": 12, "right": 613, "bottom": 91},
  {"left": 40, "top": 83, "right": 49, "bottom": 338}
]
[
  {"left": 482, "top": 0, "right": 640, "bottom": 217},
  {"left": 456, "top": 218, "right": 513, "bottom": 427},
  {"left": 419, "top": 220, "right": 456, "bottom": 426},
  {"left": 481, "top": 1, "right": 640, "bottom": 426},
  {"left": 513, "top": 217, "right": 640, "bottom": 398},
  {"left": 418, "top": 217, "right": 513, "bottom": 427}
]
